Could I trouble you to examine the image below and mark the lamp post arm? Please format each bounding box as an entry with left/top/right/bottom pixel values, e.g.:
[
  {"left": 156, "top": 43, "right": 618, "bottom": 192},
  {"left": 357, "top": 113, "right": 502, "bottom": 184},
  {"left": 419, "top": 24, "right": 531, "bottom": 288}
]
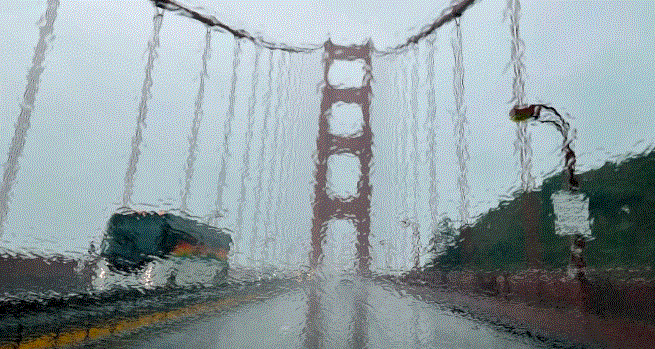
[{"left": 510, "top": 104, "right": 579, "bottom": 191}]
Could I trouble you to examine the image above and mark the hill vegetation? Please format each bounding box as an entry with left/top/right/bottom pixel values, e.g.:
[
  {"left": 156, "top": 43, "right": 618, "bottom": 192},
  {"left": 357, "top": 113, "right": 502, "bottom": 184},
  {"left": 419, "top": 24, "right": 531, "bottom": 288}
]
[{"left": 426, "top": 150, "right": 655, "bottom": 273}]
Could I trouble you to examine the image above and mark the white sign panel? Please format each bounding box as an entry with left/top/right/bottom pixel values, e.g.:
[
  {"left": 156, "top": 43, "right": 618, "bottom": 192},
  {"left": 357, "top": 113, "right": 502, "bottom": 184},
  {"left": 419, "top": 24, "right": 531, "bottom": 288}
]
[{"left": 551, "top": 190, "right": 592, "bottom": 237}]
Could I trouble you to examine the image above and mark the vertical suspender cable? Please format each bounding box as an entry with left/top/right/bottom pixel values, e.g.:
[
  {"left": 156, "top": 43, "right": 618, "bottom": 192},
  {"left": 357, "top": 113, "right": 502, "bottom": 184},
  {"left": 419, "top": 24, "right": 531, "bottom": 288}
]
[
  {"left": 236, "top": 45, "right": 261, "bottom": 264},
  {"left": 399, "top": 58, "right": 410, "bottom": 268},
  {"left": 507, "top": 0, "right": 534, "bottom": 192},
  {"left": 122, "top": 7, "right": 164, "bottom": 207},
  {"left": 264, "top": 52, "right": 287, "bottom": 265},
  {"left": 180, "top": 28, "right": 211, "bottom": 213},
  {"left": 425, "top": 37, "right": 439, "bottom": 237},
  {"left": 215, "top": 40, "right": 241, "bottom": 217},
  {"left": 452, "top": 18, "right": 470, "bottom": 227},
  {"left": 0, "top": 0, "right": 59, "bottom": 235},
  {"left": 252, "top": 50, "right": 274, "bottom": 265},
  {"left": 410, "top": 47, "right": 421, "bottom": 270}
]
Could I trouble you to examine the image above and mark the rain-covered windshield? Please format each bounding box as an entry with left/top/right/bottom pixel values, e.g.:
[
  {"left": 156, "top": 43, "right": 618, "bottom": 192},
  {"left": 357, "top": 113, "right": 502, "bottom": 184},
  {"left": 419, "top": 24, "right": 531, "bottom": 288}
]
[{"left": 1, "top": 1, "right": 654, "bottom": 348}]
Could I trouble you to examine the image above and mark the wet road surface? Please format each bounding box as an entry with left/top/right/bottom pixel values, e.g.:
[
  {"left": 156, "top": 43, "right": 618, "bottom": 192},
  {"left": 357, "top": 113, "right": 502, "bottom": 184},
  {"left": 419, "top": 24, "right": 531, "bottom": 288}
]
[{"left": 78, "top": 275, "right": 553, "bottom": 349}]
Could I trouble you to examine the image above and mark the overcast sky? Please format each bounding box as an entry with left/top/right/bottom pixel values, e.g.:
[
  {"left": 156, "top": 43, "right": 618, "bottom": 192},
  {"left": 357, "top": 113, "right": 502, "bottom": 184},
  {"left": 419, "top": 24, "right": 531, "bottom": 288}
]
[{"left": 1, "top": 1, "right": 653, "bottom": 269}]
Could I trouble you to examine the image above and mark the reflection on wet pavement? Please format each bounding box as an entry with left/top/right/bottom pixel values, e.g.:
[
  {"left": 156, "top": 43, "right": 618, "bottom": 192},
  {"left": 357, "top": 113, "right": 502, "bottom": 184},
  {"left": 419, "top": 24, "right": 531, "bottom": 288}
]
[{"left": 86, "top": 275, "right": 550, "bottom": 349}]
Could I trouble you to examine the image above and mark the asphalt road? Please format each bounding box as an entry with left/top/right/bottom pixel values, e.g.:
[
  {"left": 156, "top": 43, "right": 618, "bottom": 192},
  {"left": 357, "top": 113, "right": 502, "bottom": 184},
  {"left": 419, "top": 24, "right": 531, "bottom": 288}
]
[{"left": 77, "top": 275, "right": 553, "bottom": 349}]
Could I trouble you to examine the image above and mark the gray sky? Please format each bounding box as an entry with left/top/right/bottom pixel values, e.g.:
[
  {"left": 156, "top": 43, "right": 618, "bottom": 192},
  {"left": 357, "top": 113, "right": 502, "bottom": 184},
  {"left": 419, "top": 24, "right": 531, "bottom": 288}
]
[{"left": 1, "top": 1, "right": 654, "bottom": 269}]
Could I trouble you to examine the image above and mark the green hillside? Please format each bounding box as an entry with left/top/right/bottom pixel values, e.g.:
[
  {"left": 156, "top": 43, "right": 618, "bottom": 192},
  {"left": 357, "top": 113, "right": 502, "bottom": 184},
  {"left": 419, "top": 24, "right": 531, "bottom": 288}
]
[{"left": 427, "top": 150, "right": 655, "bottom": 273}]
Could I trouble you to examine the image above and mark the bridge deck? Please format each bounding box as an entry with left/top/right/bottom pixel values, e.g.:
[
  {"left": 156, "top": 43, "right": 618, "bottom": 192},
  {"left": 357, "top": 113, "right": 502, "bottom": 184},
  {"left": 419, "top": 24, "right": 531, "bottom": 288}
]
[{"left": 5, "top": 272, "right": 649, "bottom": 349}]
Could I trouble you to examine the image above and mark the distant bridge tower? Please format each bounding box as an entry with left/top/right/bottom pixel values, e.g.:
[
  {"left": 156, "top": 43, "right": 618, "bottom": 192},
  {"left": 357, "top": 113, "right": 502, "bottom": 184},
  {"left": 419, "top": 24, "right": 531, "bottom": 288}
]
[
  {"left": 305, "top": 40, "right": 373, "bottom": 348},
  {"left": 310, "top": 40, "right": 373, "bottom": 275}
]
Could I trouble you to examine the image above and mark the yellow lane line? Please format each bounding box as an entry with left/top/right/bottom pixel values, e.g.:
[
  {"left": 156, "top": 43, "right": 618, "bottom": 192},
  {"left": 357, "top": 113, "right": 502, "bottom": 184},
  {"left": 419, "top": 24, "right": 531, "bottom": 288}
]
[{"left": 3, "top": 294, "right": 255, "bottom": 349}]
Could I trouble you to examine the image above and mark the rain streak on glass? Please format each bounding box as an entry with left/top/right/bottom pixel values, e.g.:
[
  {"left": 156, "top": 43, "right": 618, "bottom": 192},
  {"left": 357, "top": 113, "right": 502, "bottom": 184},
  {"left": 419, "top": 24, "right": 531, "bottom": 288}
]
[{"left": 0, "top": 1, "right": 654, "bottom": 348}]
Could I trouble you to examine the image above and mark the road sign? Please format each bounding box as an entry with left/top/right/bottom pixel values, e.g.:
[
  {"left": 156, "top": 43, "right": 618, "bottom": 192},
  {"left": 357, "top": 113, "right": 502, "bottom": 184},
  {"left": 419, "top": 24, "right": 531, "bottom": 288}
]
[{"left": 551, "top": 190, "right": 592, "bottom": 238}]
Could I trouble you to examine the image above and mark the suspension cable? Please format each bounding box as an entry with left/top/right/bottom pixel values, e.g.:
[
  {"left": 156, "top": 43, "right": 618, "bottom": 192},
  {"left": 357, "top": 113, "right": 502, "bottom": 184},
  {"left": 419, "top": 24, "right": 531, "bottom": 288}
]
[
  {"left": 214, "top": 40, "right": 241, "bottom": 216},
  {"left": 0, "top": 0, "right": 59, "bottom": 236},
  {"left": 122, "top": 6, "right": 165, "bottom": 207},
  {"left": 150, "top": 0, "right": 479, "bottom": 54},
  {"left": 506, "top": 0, "right": 535, "bottom": 192},
  {"left": 452, "top": 18, "right": 470, "bottom": 227},
  {"left": 180, "top": 28, "right": 211, "bottom": 213}
]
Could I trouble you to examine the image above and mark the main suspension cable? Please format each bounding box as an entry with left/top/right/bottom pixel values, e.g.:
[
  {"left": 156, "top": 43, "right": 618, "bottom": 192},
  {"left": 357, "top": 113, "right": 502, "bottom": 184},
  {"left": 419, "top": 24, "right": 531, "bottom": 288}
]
[{"left": 150, "top": 0, "right": 479, "bottom": 55}]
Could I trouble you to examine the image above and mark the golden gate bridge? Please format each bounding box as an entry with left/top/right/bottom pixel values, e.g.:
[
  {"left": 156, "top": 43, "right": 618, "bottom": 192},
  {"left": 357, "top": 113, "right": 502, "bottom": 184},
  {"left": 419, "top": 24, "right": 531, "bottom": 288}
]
[{"left": 1, "top": 0, "right": 652, "bottom": 348}]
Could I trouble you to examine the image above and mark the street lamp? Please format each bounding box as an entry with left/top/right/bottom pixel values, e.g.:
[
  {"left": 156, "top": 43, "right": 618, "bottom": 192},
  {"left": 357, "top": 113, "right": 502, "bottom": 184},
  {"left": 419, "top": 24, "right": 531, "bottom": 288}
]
[{"left": 510, "top": 104, "right": 591, "bottom": 282}]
